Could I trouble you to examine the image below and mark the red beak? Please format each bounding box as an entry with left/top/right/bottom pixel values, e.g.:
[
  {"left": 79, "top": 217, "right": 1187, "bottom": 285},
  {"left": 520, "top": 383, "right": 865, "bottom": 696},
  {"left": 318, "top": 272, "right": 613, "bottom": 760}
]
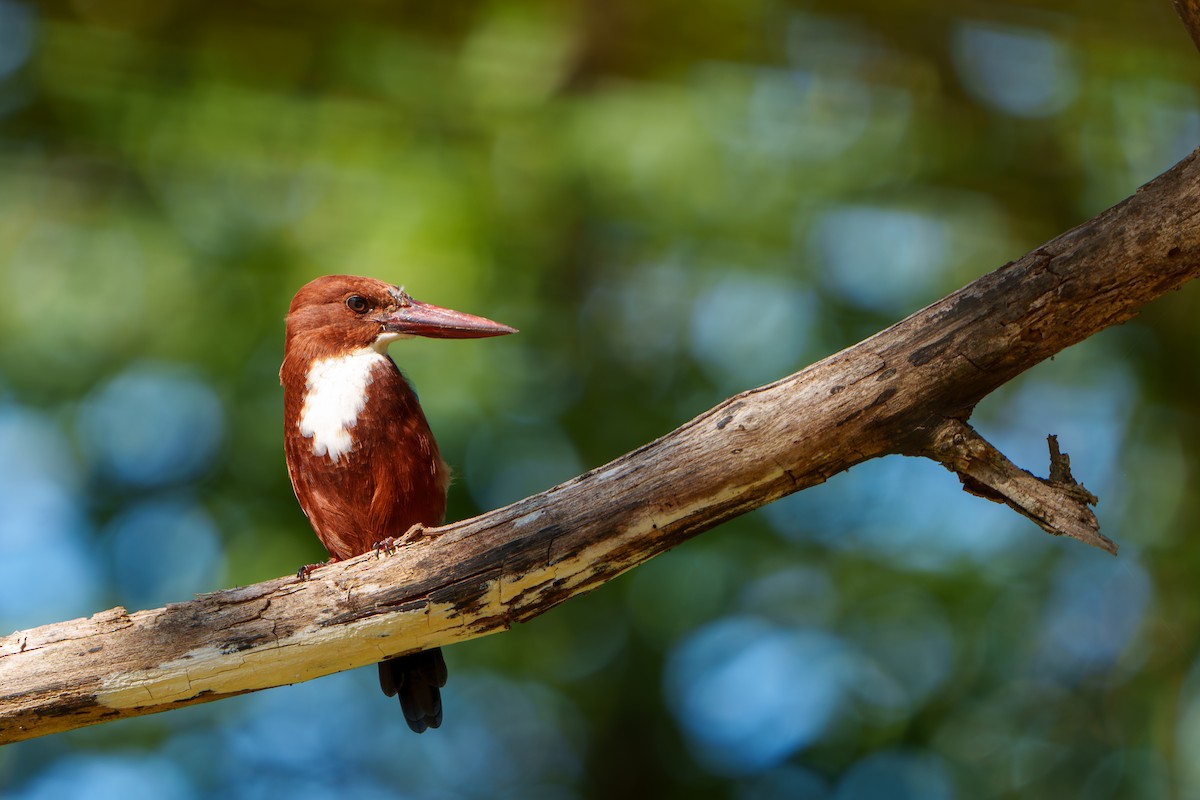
[{"left": 378, "top": 297, "right": 517, "bottom": 339}]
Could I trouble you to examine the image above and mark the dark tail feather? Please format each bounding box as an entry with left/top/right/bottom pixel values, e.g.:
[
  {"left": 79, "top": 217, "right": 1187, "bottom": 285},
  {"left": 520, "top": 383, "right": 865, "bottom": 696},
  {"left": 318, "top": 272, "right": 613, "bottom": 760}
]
[{"left": 378, "top": 648, "right": 448, "bottom": 733}]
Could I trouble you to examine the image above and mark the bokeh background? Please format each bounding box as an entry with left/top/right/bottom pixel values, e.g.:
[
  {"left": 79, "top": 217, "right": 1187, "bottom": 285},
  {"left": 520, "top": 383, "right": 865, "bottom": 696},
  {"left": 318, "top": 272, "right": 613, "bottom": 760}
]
[{"left": 1, "top": 1, "right": 1199, "bottom": 797}]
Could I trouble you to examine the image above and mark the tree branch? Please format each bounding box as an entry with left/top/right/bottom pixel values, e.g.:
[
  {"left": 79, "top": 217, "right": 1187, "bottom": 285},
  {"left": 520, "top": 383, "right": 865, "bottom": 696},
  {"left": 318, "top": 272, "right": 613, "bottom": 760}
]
[
  {"left": 925, "top": 420, "right": 1108, "bottom": 553},
  {"left": 1174, "top": 0, "right": 1200, "bottom": 55},
  {"left": 3, "top": 141, "right": 1200, "bottom": 745}
]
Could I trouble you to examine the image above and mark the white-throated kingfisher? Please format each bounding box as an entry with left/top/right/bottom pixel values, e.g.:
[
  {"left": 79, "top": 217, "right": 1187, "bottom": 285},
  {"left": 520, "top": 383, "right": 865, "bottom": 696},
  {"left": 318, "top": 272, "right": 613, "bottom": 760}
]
[{"left": 281, "top": 275, "right": 516, "bottom": 732}]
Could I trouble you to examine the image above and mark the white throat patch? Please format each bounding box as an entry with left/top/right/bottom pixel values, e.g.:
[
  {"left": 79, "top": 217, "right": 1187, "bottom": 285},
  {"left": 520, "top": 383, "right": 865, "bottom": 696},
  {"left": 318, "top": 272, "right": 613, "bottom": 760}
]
[{"left": 298, "top": 348, "right": 386, "bottom": 463}]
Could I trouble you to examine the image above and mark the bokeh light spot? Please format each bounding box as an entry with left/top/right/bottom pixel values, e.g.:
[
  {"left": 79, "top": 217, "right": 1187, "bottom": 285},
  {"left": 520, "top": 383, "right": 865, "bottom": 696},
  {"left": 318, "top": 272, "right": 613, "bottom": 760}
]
[
  {"left": 221, "top": 670, "right": 582, "bottom": 797},
  {"left": 762, "top": 455, "right": 1025, "bottom": 572},
  {"left": 1036, "top": 552, "right": 1151, "bottom": 680},
  {"left": 666, "top": 617, "right": 854, "bottom": 774},
  {"left": 813, "top": 205, "right": 947, "bottom": 313},
  {"left": 689, "top": 274, "right": 814, "bottom": 391},
  {"left": 78, "top": 362, "right": 224, "bottom": 488},
  {"left": 0, "top": 404, "right": 100, "bottom": 629},
  {"left": 952, "top": 21, "right": 1076, "bottom": 118},
  {"left": 9, "top": 754, "right": 195, "bottom": 800},
  {"left": 835, "top": 749, "right": 954, "bottom": 800},
  {"left": 107, "top": 497, "right": 224, "bottom": 609},
  {"left": 0, "top": 0, "right": 34, "bottom": 81}
]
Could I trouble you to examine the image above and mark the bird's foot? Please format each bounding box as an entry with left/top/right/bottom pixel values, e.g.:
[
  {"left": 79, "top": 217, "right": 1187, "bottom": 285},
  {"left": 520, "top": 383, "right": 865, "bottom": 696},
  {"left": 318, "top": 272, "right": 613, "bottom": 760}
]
[
  {"left": 372, "top": 524, "right": 429, "bottom": 558},
  {"left": 372, "top": 537, "right": 399, "bottom": 557},
  {"left": 296, "top": 563, "right": 324, "bottom": 580}
]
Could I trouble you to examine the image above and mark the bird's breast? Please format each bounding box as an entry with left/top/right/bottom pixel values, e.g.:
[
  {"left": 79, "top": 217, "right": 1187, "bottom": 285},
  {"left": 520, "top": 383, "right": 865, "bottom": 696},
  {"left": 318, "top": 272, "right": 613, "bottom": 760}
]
[
  {"left": 297, "top": 348, "right": 386, "bottom": 462},
  {"left": 283, "top": 347, "right": 448, "bottom": 559}
]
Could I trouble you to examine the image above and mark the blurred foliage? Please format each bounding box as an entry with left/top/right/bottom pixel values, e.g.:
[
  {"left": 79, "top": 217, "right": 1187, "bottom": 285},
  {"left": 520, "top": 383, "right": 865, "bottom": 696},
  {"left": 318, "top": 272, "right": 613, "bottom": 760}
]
[{"left": 1, "top": 0, "right": 1200, "bottom": 798}]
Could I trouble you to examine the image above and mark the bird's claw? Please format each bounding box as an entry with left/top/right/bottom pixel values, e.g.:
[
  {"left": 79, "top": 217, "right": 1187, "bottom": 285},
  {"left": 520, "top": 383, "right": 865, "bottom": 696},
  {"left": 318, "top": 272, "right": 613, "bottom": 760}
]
[
  {"left": 372, "top": 537, "right": 399, "bottom": 557},
  {"left": 296, "top": 563, "right": 322, "bottom": 580},
  {"left": 372, "top": 524, "right": 428, "bottom": 558}
]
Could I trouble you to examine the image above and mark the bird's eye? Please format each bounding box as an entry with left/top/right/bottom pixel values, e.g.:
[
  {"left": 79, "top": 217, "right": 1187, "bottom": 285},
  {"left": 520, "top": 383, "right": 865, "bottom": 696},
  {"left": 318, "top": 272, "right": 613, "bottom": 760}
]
[{"left": 345, "top": 295, "right": 370, "bottom": 314}]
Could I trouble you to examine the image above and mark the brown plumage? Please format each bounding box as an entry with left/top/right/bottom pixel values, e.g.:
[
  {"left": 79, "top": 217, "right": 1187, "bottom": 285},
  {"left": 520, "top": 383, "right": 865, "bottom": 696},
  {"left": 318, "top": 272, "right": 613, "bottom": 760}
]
[
  {"left": 281, "top": 275, "right": 515, "bottom": 732},
  {"left": 282, "top": 352, "right": 449, "bottom": 560}
]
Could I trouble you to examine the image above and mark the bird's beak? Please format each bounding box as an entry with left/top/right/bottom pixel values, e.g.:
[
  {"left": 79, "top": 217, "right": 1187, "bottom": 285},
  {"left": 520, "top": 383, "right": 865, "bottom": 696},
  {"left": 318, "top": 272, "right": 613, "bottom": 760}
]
[{"left": 378, "top": 298, "right": 518, "bottom": 339}]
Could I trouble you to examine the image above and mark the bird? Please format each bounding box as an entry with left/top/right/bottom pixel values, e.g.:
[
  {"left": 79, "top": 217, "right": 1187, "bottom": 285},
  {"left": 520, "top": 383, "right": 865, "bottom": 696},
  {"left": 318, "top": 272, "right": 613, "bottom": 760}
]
[{"left": 280, "top": 274, "right": 516, "bottom": 732}]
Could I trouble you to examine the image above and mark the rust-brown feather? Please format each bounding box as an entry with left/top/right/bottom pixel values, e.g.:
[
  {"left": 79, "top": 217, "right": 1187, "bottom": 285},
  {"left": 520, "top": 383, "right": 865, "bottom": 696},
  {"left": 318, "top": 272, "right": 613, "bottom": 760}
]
[{"left": 282, "top": 352, "right": 447, "bottom": 560}]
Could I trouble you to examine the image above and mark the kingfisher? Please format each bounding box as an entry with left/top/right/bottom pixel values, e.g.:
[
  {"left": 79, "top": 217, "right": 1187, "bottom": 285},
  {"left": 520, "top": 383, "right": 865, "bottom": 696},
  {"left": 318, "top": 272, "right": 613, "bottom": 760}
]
[{"left": 280, "top": 275, "right": 516, "bottom": 732}]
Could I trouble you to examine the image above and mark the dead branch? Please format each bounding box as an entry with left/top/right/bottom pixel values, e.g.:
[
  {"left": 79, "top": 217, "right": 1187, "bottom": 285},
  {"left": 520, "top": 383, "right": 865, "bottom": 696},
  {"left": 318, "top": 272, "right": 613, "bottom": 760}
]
[
  {"left": 3, "top": 138, "right": 1200, "bottom": 749},
  {"left": 1174, "top": 0, "right": 1200, "bottom": 54}
]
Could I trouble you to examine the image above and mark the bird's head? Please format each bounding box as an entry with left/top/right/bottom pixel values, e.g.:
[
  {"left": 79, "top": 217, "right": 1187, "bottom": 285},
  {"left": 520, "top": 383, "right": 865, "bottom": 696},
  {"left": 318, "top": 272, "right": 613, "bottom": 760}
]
[{"left": 284, "top": 275, "right": 517, "bottom": 357}]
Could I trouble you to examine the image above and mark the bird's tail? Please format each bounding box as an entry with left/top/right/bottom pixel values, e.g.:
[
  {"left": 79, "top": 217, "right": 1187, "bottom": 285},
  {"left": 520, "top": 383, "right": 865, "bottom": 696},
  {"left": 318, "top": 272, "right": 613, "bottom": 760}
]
[{"left": 378, "top": 648, "right": 448, "bottom": 733}]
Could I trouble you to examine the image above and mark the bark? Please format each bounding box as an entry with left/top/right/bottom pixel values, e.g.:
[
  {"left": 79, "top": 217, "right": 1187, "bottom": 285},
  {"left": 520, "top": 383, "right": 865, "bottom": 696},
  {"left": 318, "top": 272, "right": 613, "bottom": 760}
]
[
  {"left": 3, "top": 128, "right": 1200, "bottom": 750},
  {"left": 1174, "top": 0, "right": 1200, "bottom": 54}
]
